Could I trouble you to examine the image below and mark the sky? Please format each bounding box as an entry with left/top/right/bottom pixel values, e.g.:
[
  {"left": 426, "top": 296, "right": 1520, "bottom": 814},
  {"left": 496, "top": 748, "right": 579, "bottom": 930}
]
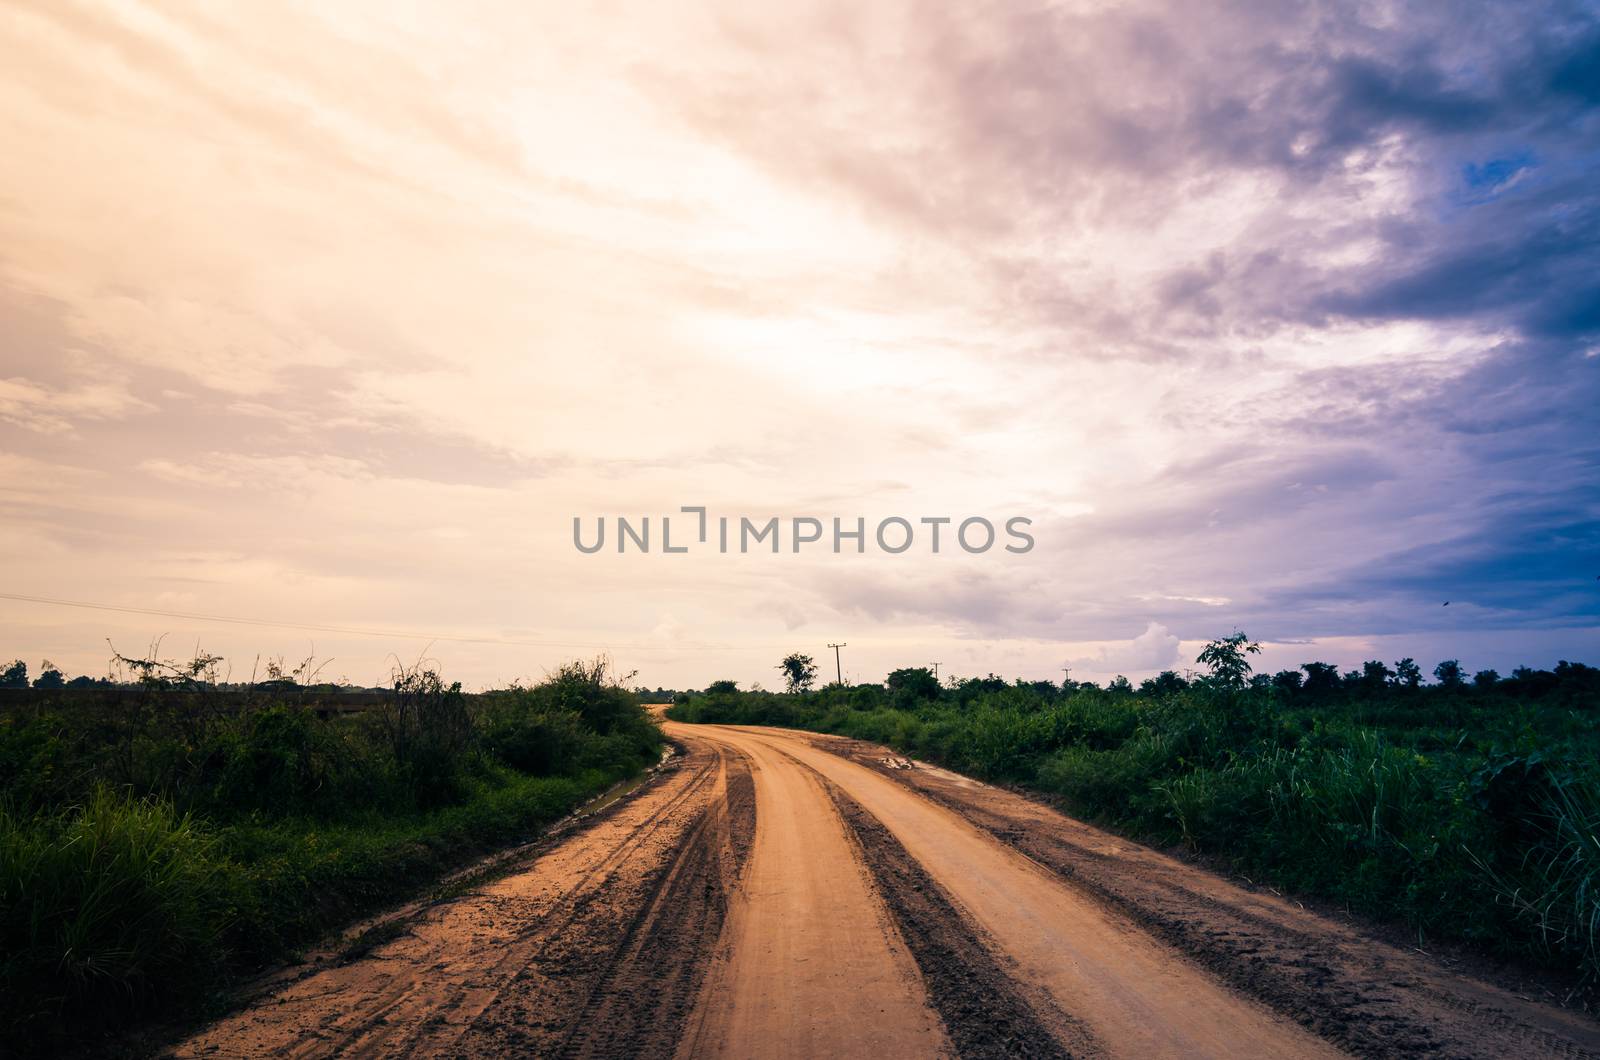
[{"left": 0, "top": 0, "right": 1596, "bottom": 690}]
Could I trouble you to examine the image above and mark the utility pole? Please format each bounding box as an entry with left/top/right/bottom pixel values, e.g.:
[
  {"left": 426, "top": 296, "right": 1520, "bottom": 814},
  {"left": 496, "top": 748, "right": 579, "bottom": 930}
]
[
  {"left": 931, "top": 661, "right": 941, "bottom": 682},
  {"left": 1061, "top": 665, "right": 1072, "bottom": 685},
  {"left": 828, "top": 642, "right": 847, "bottom": 685}
]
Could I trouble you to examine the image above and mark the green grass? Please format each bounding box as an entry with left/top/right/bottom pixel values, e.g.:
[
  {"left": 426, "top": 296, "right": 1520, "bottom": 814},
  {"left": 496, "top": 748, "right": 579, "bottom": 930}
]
[
  {"left": 668, "top": 662, "right": 1600, "bottom": 982},
  {"left": 0, "top": 658, "right": 662, "bottom": 1054}
]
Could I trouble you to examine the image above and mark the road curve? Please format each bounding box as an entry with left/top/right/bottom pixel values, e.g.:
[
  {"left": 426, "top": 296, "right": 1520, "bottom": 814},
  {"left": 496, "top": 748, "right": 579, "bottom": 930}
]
[{"left": 675, "top": 727, "right": 951, "bottom": 1058}]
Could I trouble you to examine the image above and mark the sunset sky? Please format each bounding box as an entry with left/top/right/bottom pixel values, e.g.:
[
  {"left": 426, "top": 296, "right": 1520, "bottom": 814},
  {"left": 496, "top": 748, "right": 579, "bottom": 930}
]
[{"left": 1, "top": 0, "right": 1596, "bottom": 689}]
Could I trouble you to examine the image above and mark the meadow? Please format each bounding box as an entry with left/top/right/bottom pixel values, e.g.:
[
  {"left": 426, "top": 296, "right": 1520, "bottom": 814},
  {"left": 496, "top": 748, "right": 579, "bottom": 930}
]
[
  {"left": 0, "top": 656, "right": 662, "bottom": 1053},
  {"left": 669, "top": 645, "right": 1600, "bottom": 986}
]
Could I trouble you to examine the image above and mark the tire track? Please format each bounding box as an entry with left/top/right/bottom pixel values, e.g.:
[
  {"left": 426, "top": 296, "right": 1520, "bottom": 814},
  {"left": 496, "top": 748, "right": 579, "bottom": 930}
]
[
  {"left": 171, "top": 739, "right": 740, "bottom": 1058},
  {"left": 823, "top": 779, "right": 1098, "bottom": 1059},
  {"left": 351, "top": 744, "right": 729, "bottom": 1057},
  {"left": 551, "top": 749, "right": 756, "bottom": 1059}
]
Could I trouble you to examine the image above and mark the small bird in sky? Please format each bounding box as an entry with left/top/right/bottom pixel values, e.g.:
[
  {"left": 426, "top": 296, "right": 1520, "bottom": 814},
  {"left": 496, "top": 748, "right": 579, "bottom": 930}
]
[{"left": 1443, "top": 601, "right": 1450, "bottom": 606}]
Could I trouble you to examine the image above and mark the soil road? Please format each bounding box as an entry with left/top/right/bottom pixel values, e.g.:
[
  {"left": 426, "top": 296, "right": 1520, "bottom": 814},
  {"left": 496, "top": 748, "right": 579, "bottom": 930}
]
[{"left": 174, "top": 723, "right": 1600, "bottom": 1059}]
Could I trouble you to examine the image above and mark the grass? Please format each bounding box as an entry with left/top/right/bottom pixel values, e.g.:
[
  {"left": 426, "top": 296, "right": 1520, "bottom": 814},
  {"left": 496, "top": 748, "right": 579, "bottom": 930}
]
[
  {"left": 0, "top": 657, "right": 662, "bottom": 1054},
  {"left": 668, "top": 658, "right": 1600, "bottom": 983}
]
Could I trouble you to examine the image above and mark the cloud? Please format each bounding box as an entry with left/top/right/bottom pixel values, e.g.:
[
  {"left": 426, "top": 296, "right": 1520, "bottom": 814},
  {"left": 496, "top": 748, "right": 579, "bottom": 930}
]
[
  {"left": 0, "top": 0, "right": 1595, "bottom": 689},
  {"left": 0, "top": 376, "right": 151, "bottom": 434},
  {"left": 1078, "top": 622, "right": 1184, "bottom": 676}
]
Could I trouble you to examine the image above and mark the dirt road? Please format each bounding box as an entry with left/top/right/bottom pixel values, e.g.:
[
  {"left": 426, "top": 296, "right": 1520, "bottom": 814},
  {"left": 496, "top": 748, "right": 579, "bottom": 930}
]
[{"left": 174, "top": 724, "right": 1600, "bottom": 1059}]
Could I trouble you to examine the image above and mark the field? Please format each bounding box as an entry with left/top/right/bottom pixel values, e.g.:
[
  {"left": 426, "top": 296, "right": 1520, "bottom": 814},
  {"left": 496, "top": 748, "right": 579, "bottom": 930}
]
[
  {"left": 0, "top": 658, "right": 663, "bottom": 1054},
  {"left": 668, "top": 654, "right": 1600, "bottom": 985}
]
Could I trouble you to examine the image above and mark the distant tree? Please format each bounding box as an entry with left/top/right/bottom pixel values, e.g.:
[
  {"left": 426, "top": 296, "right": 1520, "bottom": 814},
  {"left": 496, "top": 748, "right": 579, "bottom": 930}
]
[
  {"left": 1507, "top": 665, "right": 1559, "bottom": 696},
  {"left": 1248, "top": 673, "right": 1273, "bottom": 690},
  {"left": 1360, "top": 660, "right": 1395, "bottom": 690},
  {"left": 0, "top": 659, "right": 26, "bottom": 688},
  {"left": 1393, "top": 658, "right": 1422, "bottom": 688},
  {"left": 777, "top": 653, "right": 818, "bottom": 694},
  {"left": 1301, "top": 662, "right": 1341, "bottom": 695},
  {"left": 1195, "top": 631, "right": 1261, "bottom": 689},
  {"left": 1140, "top": 670, "right": 1189, "bottom": 696},
  {"left": 1473, "top": 668, "right": 1501, "bottom": 688},
  {"left": 886, "top": 666, "right": 940, "bottom": 700},
  {"left": 1433, "top": 659, "right": 1465, "bottom": 687},
  {"left": 1554, "top": 661, "right": 1600, "bottom": 696},
  {"left": 951, "top": 674, "right": 1009, "bottom": 705},
  {"left": 1272, "top": 669, "right": 1304, "bottom": 693},
  {"left": 1108, "top": 675, "right": 1134, "bottom": 694},
  {"left": 705, "top": 679, "right": 740, "bottom": 695},
  {"left": 32, "top": 661, "right": 64, "bottom": 689},
  {"left": 66, "top": 674, "right": 109, "bottom": 688}
]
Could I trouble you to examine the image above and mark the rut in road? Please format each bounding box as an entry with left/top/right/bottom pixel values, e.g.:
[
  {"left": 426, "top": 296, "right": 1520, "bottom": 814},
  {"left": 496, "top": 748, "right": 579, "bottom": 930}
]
[
  {"left": 171, "top": 741, "right": 754, "bottom": 1058},
  {"left": 676, "top": 724, "right": 953, "bottom": 1058},
  {"left": 808, "top": 728, "right": 1600, "bottom": 1060},
  {"left": 825, "top": 782, "right": 1094, "bottom": 1060}
]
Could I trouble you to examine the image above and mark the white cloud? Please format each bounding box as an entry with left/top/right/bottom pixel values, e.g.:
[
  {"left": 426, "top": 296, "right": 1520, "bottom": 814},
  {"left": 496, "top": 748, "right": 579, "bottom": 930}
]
[{"left": 1078, "top": 621, "right": 1183, "bottom": 676}]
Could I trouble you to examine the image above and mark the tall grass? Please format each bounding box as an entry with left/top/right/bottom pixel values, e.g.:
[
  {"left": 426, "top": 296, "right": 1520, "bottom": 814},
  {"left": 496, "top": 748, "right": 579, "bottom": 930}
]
[
  {"left": 1476, "top": 777, "right": 1600, "bottom": 971},
  {"left": 0, "top": 789, "right": 227, "bottom": 1045}
]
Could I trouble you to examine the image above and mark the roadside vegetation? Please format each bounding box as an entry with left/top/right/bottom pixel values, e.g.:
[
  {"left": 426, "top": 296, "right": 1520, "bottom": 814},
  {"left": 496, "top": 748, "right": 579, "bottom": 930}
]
[
  {"left": 670, "top": 638, "right": 1600, "bottom": 985},
  {"left": 0, "top": 651, "right": 661, "bottom": 1053}
]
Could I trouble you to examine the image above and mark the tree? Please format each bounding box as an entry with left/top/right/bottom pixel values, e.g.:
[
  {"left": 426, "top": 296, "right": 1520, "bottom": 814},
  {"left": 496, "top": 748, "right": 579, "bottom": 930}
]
[
  {"left": 1360, "top": 660, "right": 1394, "bottom": 690},
  {"left": 1473, "top": 669, "right": 1501, "bottom": 688},
  {"left": 1140, "top": 670, "right": 1189, "bottom": 696},
  {"left": 1271, "top": 669, "right": 1304, "bottom": 693},
  {"left": 1108, "top": 675, "right": 1134, "bottom": 694},
  {"left": 32, "top": 661, "right": 64, "bottom": 689},
  {"left": 1301, "top": 661, "right": 1341, "bottom": 695},
  {"left": 705, "top": 679, "right": 740, "bottom": 695},
  {"left": 1433, "top": 659, "right": 1465, "bottom": 687},
  {"left": 886, "top": 666, "right": 940, "bottom": 701},
  {"left": 1393, "top": 657, "right": 1422, "bottom": 688},
  {"left": 1195, "top": 631, "right": 1261, "bottom": 689},
  {"left": 777, "top": 653, "right": 818, "bottom": 694},
  {"left": 0, "top": 659, "right": 26, "bottom": 688}
]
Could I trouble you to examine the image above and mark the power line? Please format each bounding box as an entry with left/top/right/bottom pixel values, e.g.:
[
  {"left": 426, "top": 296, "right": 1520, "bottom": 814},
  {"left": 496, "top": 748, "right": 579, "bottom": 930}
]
[{"left": 0, "top": 591, "right": 689, "bottom": 653}]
